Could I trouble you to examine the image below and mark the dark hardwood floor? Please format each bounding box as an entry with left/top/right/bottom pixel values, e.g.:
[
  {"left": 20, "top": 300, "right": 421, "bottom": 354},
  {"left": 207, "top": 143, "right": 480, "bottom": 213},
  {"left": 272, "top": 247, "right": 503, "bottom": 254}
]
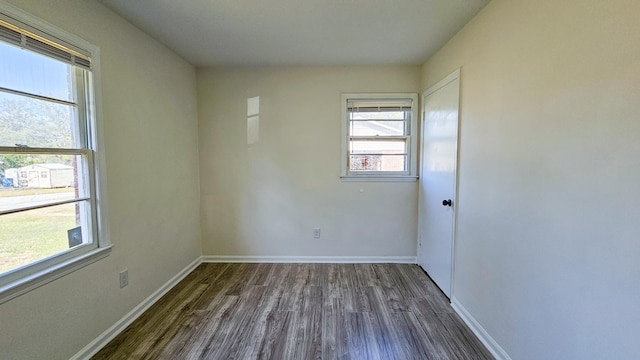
[{"left": 93, "top": 263, "right": 493, "bottom": 359}]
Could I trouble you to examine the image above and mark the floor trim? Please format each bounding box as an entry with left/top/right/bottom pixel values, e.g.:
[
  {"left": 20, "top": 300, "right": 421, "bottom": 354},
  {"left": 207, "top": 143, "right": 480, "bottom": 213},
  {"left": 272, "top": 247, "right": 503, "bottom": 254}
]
[
  {"left": 70, "top": 257, "right": 202, "bottom": 360},
  {"left": 451, "top": 297, "right": 512, "bottom": 360},
  {"left": 202, "top": 255, "right": 417, "bottom": 264}
]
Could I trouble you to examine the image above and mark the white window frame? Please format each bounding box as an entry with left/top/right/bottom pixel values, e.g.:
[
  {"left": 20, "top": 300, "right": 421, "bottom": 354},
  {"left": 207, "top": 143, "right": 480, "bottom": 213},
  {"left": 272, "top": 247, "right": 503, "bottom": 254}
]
[
  {"left": 0, "top": 1, "right": 110, "bottom": 304},
  {"left": 341, "top": 93, "right": 419, "bottom": 181}
]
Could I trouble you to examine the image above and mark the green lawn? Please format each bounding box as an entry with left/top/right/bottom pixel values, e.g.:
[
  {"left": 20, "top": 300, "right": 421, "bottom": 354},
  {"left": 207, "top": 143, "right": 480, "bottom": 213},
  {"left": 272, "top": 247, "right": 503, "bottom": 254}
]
[
  {"left": 0, "top": 204, "right": 77, "bottom": 274},
  {"left": 0, "top": 187, "right": 73, "bottom": 198}
]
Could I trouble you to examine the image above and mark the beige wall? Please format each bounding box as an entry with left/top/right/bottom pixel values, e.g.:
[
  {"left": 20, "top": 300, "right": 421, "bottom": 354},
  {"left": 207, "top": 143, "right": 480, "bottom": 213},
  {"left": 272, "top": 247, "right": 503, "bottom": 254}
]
[
  {"left": 198, "top": 66, "right": 420, "bottom": 258},
  {"left": 422, "top": 0, "right": 640, "bottom": 359},
  {"left": 0, "top": 1, "right": 201, "bottom": 359},
  {"left": 4, "top": 0, "right": 638, "bottom": 358}
]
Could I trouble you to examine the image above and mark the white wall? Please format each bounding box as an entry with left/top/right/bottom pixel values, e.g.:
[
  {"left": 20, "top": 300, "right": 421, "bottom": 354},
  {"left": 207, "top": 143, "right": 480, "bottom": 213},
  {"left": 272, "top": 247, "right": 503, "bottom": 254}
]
[
  {"left": 198, "top": 66, "right": 420, "bottom": 258},
  {"left": 0, "top": 1, "right": 201, "bottom": 359},
  {"left": 422, "top": 0, "right": 640, "bottom": 359}
]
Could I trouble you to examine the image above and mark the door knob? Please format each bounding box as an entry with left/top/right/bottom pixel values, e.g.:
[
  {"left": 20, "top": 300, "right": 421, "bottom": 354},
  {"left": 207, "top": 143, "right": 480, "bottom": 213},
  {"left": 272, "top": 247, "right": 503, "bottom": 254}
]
[{"left": 442, "top": 199, "right": 452, "bottom": 207}]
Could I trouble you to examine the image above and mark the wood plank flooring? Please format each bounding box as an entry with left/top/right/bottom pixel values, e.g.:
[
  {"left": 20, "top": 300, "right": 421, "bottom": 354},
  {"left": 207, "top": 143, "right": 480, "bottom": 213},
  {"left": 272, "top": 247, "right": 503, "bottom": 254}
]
[{"left": 93, "top": 263, "right": 493, "bottom": 360}]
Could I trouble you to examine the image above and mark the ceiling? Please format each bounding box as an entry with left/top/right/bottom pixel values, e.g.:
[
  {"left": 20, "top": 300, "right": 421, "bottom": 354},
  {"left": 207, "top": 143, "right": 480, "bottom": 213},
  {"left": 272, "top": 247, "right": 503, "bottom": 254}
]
[{"left": 99, "top": 0, "right": 490, "bottom": 67}]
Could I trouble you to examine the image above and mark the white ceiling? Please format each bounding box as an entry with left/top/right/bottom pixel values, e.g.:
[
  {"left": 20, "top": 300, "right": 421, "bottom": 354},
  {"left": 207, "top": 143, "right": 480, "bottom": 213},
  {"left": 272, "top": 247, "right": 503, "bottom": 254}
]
[{"left": 98, "top": 0, "right": 490, "bottom": 67}]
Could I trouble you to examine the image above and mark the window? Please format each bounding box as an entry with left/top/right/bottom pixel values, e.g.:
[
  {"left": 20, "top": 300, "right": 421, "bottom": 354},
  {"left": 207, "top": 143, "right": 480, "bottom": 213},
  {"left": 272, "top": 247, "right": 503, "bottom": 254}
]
[
  {"left": 341, "top": 93, "right": 419, "bottom": 180},
  {"left": 0, "top": 5, "right": 109, "bottom": 303}
]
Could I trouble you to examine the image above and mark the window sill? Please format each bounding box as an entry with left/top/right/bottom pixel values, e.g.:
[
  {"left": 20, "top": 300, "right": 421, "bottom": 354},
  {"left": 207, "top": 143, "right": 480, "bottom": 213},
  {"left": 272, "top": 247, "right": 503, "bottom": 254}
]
[
  {"left": 340, "top": 176, "right": 418, "bottom": 182},
  {"left": 0, "top": 245, "right": 112, "bottom": 305}
]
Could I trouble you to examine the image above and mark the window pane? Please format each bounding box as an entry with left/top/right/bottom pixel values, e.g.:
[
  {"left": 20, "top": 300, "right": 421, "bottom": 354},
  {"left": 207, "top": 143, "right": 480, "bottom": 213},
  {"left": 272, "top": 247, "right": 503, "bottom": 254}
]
[
  {"left": 0, "top": 200, "right": 91, "bottom": 275},
  {"left": 350, "top": 120, "right": 406, "bottom": 136},
  {"left": 0, "top": 154, "right": 87, "bottom": 212},
  {"left": 349, "top": 155, "right": 407, "bottom": 172},
  {"left": 350, "top": 110, "right": 407, "bottom": 120},
  {"left": 350, "top": 139, "right": 407, "bottom": 154},
  {"left": 0, "top": 41, "right": 74, "bottom": 102},
  {"left": 0, "top": 91, "right": 80, "bottom": 148}
]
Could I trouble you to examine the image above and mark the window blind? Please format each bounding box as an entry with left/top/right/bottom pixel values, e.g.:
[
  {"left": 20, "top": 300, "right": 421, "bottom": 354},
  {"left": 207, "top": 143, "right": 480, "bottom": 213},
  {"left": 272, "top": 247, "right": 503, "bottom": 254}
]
[
  {"left": 0, "top": 15, "right": 91, "bottom": 70},
  {"left": 347, "top": 99, "right": 413, "bottom": 112}
]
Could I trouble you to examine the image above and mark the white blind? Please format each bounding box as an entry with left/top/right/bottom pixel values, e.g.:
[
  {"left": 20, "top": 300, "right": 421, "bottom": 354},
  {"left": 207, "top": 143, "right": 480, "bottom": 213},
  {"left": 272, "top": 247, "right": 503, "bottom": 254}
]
[
  {"left": 0, "top": 15, "right": 91, "bottom": 70},
  {"left": 347, "top": 98, "right": 413, "bottom": 112}
]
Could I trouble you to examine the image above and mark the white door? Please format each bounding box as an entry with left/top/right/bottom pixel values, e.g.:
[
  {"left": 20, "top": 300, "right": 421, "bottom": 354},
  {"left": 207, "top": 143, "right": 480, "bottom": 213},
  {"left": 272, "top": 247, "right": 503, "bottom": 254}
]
[{"left": 417, "top": 69, "right": 460, "bottom": 299}]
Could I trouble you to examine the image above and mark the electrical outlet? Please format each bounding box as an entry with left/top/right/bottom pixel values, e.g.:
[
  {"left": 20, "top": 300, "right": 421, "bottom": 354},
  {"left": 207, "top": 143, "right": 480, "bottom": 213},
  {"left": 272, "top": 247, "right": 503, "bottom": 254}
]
[
  {"left": 119, "top": 270, "right": 129, "bottom": 288},
  {"left": 313, "top": 228, "right": 321, "bottom": 239}
]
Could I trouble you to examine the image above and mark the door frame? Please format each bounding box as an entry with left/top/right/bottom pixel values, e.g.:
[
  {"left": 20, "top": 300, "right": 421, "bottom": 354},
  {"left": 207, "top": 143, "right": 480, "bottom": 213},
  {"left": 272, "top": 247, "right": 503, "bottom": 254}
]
[{"left": 418, "top": 68, "right": 461, "bottom": 298}]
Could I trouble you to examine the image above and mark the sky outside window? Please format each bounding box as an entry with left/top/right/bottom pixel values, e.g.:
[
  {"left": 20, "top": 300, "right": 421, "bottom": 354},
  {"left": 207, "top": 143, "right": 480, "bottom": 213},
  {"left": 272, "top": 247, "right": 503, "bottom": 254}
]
[{"left": 0, "top": 41, "right": 73, "bottom": 102}]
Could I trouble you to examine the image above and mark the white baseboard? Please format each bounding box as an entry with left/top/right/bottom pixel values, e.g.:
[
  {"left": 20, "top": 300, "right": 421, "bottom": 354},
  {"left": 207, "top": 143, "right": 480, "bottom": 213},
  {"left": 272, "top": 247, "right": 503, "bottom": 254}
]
[
  {"left": 201, "top": 255, "right": 417, "bottom": 264},
  {"left": 451, "top": 297, "right": 512, "bottom": 360},
  {"left": 70, "top": 257, "right": 202, "bottom": 360}
]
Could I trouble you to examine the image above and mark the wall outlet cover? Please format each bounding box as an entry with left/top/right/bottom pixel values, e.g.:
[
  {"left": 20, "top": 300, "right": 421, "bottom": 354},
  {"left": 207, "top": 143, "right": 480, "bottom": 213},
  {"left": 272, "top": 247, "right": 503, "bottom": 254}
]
[{"left": 119, "top": 270, "right": 129, "bottom": 288}]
